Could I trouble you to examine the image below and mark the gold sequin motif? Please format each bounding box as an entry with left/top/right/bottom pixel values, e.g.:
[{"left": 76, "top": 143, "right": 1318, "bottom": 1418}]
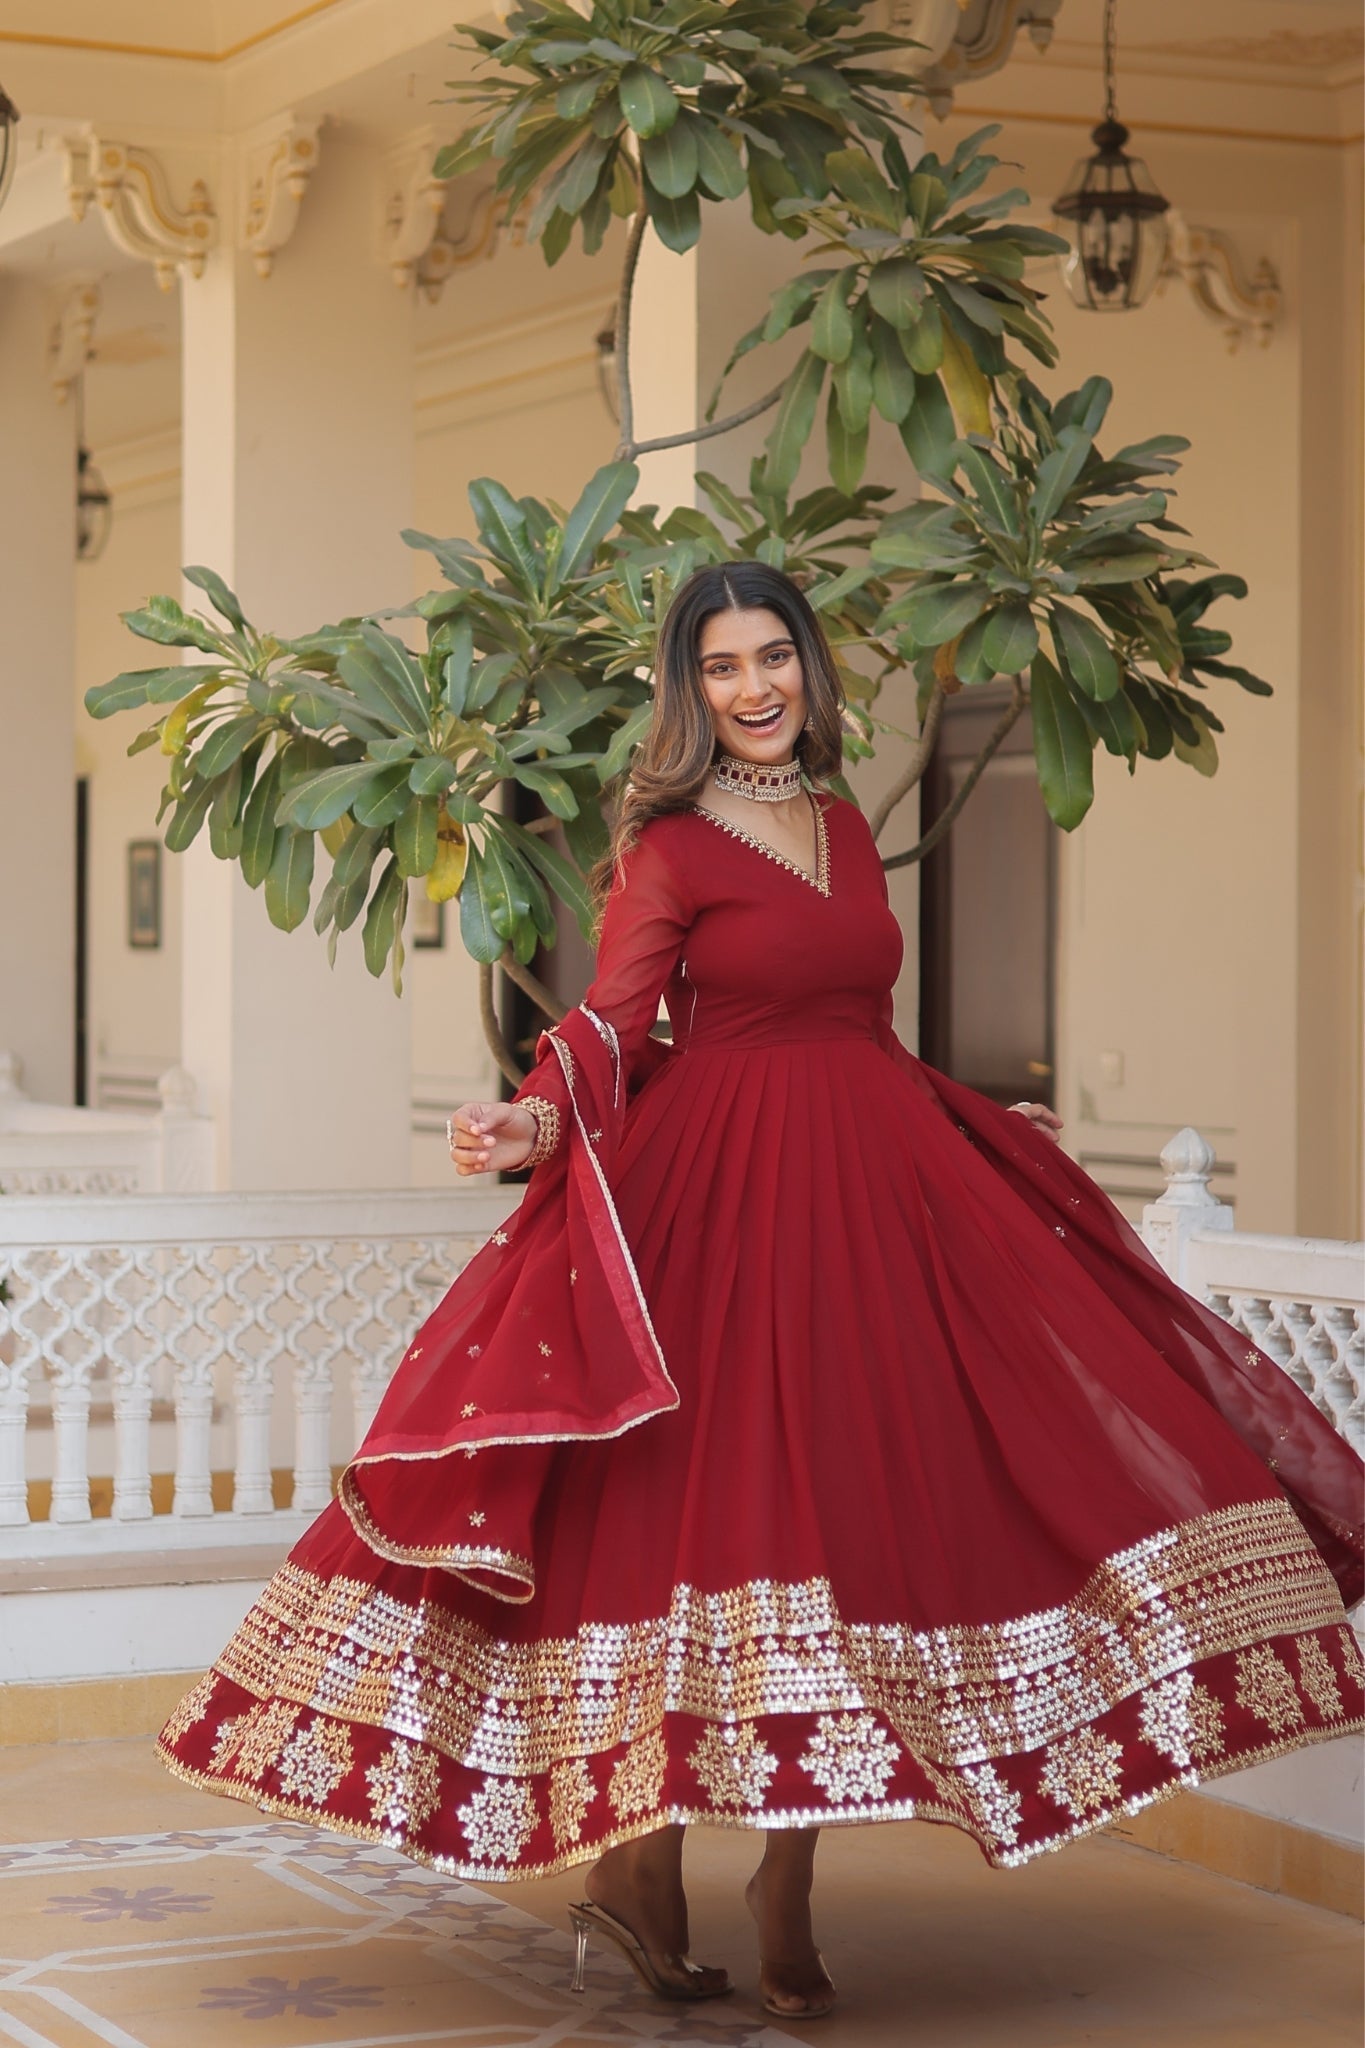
[
  {"left": 1296, "top": 1636, "right": 1343, "bottom": 1722},
  {"left": 233, "top": 1699, "right": 301, "bottom": 1782},
  {"left": 800, "top": 1713, "right": 900, "bottom": 1805},
  {"left": 689, "top": 1723, "right": 780, "bottom": 1811},
  {"left": 277, "top": 1717, "right": 354, "bottom": 1807},
  {"left": 609, "top": 1731, "right": 668, "bottom": 1820},
  {"left": 161, "top": 1673, "right": 216, "bottom": 1749},
  {"left": 1234, "top": 1645, "right": 1303, "bottom": 1735},
  {"left": 365, "top": 1736, "right": 443, "bottom": 1833},
  {"left": 549, "top": 1758, "right": 597, "bottom": 1849},
  {"left": 1040, "top": 1727, "right": 1124, "bottom": 1818},
  {"left": 458, "top": 1775, "right": 538, "bottom": 1868}
]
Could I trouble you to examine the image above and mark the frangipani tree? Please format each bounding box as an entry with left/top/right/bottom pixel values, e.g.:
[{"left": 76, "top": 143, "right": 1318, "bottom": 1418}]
[{"left": 87, "top": 1, "right": 1268, "bottom": 1081}]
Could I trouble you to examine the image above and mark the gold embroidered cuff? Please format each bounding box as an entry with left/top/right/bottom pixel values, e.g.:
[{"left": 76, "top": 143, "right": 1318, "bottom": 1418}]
[{"left": 519, "top": 1095, "right": 562, "bottom": 1167}]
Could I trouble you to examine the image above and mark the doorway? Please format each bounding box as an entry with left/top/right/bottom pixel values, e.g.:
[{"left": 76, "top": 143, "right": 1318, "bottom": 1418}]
[{"left": 918, "top": 688, "right": 1057, "bottom": 1107}]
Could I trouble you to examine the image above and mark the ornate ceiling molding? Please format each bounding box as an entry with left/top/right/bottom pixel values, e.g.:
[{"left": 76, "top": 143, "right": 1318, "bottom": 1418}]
[
  {"left": 63, "top": 133, "right": 216, "bottom": 291},
  {"left": 242, "top": 114, "right": 321, "bottom": 279},
  {"left": 1158, "top": 213, "right": 1283, "bottom": 353},
  {"left": 385, "top": 143, "right": 505, "bottom": 304},
  {"left": 48, "top": 276, "right": 100, "bottom": 402},
  {"left": 885, "top": 0, "right": 1064, "bottom": 116}
]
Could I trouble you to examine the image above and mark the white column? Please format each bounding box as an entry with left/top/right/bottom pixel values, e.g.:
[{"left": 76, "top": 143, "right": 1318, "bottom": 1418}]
[
  {"left": 0, "top": 281, "right": 77, "bottom": 1104},
  {"left": 179, "top": 138, "right": 414, "bottom": 1190}
]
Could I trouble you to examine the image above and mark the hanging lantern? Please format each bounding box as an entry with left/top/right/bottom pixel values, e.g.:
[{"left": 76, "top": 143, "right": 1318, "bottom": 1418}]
[
  {"left": 1051, "top": 0, "right": 1169, "bottom": 313},
  {"left": 0, "top": 84, "right": 19, "bottom": 216}
]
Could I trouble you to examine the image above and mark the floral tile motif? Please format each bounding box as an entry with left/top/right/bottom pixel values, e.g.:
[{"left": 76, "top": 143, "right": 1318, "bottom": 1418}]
[
  {"left": 199, "top": 1973, "right": 384, "bottom": 2019},
  {"left": 43, "top": 1883, "right": 213, "bottom": 1922}
]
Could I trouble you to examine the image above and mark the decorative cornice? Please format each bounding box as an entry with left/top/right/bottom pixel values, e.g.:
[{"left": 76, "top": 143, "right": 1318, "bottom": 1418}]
[
  {"left": 49, "top": 276, "right": 100, "bottom": 403},
  {"left": 63, "top": 133, "right": 216, "bottom": 291},
  {"left": 383, "top": 130, "right": 456, "bottom": 293},
  {"left": 1158, "top": 213, "right": 1283, "bottom": 354},
  {"left": 242, "top": 114, "right": 321, "bottom": 279},
  {"left": 0, "top": 2, "right": 347, "bottom": 67},
  {"left": 388, "top": 161, "right": 508, "bottom": 305},
  {"left": 886, "top": 0, "right": 1064, "bottom": 116}
]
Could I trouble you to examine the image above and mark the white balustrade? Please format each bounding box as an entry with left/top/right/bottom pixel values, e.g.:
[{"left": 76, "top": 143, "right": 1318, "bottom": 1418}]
[
  {"left": 1143, "top": 1128, "right": 1364, "bottom": 1454},
  {"left": 0, "top": 1186, "right": 515, "bottom": 1559},
  {"left": 0, "top": 1052, "right": 216, "bottom": 1196}
]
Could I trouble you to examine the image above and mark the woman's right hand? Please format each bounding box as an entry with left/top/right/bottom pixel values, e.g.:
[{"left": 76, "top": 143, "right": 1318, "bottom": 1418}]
[{"left": 448, "top": 1101, "right": 536, "bottom": 1176}]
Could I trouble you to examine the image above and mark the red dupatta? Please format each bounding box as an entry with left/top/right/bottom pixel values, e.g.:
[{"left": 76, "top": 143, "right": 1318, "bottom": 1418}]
[{"left": 338, "top": 1004, "right": 677, "bottom": 1603}]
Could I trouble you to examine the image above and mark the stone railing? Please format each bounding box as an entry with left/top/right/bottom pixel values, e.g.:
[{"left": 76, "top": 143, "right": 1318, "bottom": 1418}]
[
  {"left": 0, "top": 1052, "right": 216, "bottom": 1195},
  {"left": 0, "top": 1186, "right": 516, "bottom": 1558},
  {"left": 1142, "top": 1128, "right": 1364, "bottom": 1455}
]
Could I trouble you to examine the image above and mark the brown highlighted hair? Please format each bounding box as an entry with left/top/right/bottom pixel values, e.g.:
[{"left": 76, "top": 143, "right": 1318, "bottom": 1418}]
[{"left": 589, "top": 560, "right": 845, "bottom": 906}]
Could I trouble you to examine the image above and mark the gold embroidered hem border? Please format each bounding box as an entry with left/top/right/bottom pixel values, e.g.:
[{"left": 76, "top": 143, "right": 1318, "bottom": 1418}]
[{"left": 209, "top": 1497, "right": 1345, "bottom": 1780}]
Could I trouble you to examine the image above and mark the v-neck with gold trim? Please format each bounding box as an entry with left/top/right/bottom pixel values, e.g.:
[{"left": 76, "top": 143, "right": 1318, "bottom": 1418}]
[{"left": 690, "top": 788, "right": 831, "bottom": 897}]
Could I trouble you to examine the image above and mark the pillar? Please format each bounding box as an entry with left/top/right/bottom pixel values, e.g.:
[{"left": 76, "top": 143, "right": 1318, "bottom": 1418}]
[
  {"left": 179, "top": 138, "right": 414, "bottom": 1190},
  {"left": 0, "top": 280, "right": 77, "bottom": 1104}
]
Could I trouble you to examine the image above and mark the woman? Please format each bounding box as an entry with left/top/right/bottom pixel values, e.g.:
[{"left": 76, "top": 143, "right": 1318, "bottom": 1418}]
[{"left": 160, "top": 562, "right": 1364, "bottom": 2024}]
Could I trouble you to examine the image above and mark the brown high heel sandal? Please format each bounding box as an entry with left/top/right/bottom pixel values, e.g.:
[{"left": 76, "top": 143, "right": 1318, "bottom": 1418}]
[
  {"left": 568, "top": 1899, "right": 732, "bottom": 2001},
  {"left": 759, "top": 1953, "right": 838, "bottom": 2021}
]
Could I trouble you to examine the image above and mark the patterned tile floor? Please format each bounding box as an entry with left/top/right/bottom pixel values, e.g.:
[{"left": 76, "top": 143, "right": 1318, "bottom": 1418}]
[{"left": 0, "top": 1738, "right": 1359, "bottom": 2048}]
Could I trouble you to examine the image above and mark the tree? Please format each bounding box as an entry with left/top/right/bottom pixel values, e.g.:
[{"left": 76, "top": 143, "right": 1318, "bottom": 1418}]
[{"left": 87, "top": 2, "right": 1268, "bottom": 1081}]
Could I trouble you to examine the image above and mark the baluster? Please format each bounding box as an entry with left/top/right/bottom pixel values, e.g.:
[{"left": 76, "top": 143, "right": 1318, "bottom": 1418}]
[
  {"left": 0, "top": 1359, "right": 33, "bottom": 1527},
  {"left": 293, "top": 1357, "right": 334, "bottom": 1511},
  {"left": 172, "top": 1354, "right": 216, "bottom": 1517},
  {"left": 48, "top": 1360, "right": 95, "bottom": 1522},
  {"left": 110, "top": 1356, "right": 154, "bottom": 1521},
  {"left": 232, "top": 1357, "right": 276, "bottom": 1514}
]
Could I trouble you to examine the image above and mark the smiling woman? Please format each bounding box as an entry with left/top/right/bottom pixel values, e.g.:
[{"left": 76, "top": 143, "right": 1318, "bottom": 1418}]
[{"left": 160, "top": 563, "right": 1364, "bottom": 2030}]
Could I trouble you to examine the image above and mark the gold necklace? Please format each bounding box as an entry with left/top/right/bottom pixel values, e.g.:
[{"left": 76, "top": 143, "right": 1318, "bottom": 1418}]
[{"left": 712, "top": 751, "right": 803, "bottom": 803}]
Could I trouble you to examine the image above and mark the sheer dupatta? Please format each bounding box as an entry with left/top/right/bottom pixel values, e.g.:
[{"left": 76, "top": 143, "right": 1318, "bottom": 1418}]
[{"left": 338, "top": 1005, "right": 678, "bottom": 1603}]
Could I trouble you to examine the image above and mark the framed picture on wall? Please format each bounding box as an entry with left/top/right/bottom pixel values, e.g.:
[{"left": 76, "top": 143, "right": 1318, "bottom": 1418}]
[
  {"left": 127, "top": 840, "right": 161, "bottom": 949},
  {"left": 410, "top": 885, "right": 444, "bottom": 949}
]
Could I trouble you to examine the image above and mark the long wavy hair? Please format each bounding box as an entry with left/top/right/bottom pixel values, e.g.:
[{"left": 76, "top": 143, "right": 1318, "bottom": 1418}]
[{"left": 588, "top": 561, "right": 845, "bottom": 908}]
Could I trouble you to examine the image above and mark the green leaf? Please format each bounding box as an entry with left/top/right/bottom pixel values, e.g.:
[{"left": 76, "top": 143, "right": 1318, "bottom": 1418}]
[
  {"left": 694, "top": 120, "right": 746, "bottom": 199},
  {"left": 826, "top": 148, "right": 902, "bottom": 233},
  {"left": 394, "top": 793, "right": 439, "bottom": 877},
  {"left": 832, "top": 325, "right": 873, "bottom": 434},
  {"left": 907, "top": 169, "right": 948, "bottom": 231},
  {"left": 866, "top": 257, "right": 926, "bottom": 330},
  {"left": 981, "top": 603, "right": 1038, "bottom": 674},
  {"left": 901, "top": 580, "right": 991, "bottom": 649},
  {"left": 1194, "top": 657, "right": 1273, "bottom": 697},
  {"left": 1030, "top": 652, "right": 1095, "bottom": 830},
  {"left": 195, "top": 712, "right": 266, "bottom": 780},
  {"left": 1030, "top": 425, "right": 1093, "bottom": 530},
  {"left": 441, "top": 617, "right": 476, "bottom": 716},
  {"left": 467, "top": 651, "right": 522, "bottom": 714},
  {"left": 868, "top": 316, "right": 915, "bottom": 423},
  {"left": 597, "top": 700, "right": 654, "bottom": 784},
  {"left": 810, "top": 270, "right": 857, "bottom": 364},
  {"left": 939, "top": 322, "right": 992, "bottom": 437},
  {"left": 182, "top": 565, "right": 247, "bottom": 631},
  {"left": 459, "top": 839, "right": 510, "bottom": 964},
  {"left": 362, "top": 857, "right": 405, "bottom": 977},
  {"left": 958, "top": 445, "right": 1022, "bottom": 540},
  {"left": 276, "top": 761, "right": 381, "bottom": 830},
  {"left": 468, "top": 476, "right": 540, "bottom": 588},
  {"left": 1172, "top": 718, "right": 1220, "bottom": 776},
  {"left": 512, "top": 762, "right": 579, "bottom": 818},
  {"left": 164, "top": 779, "right": 216, "bottom": 853},
  {"left": 85, "top": 666, "right": 222, "bottom": 717},
  {"left": 1075, "top": 684, "right": 1143, "bottom": 759},
  {"left": 763, "top": 348, "right": 827, "bottom": 493},
  {"left": 333, "top": 821, "right": 384, "bottom": 890},
  {"left": 901, "top": 300, "right": 943, "bottom": 374},
  {"left": 121, "top": 594, "right": 224, "bottom": 655},
  {"left": 240, "top": 754, "right": 283, "bottom": 888},
  {"left": 619, "top": 63, "right": 678, "bottom": 138},
  {"left": 559, "top": 460, "right": 639, "bottom": 580},
  {"left": 1050, "top": 602, "right": 1119, "bottom": 701},
  {"left": 208, "top": 757, "right": 248, "bottom": 860},
  {"left": 900, "top": 373, "right": 956, "bottom": 478},
  {"left": 641, "top": 113, "right": 698, "bottom": 199},
  {"left": 825, "top": 386, "right": 868, "bottom": 495},
  {"left": 336, "top": 635, "right": 426, "bottom": 737},
  {"left": 501, "top": 815, "right": 596, "bottom": 941},
  {"left": 354, "top": 761, "right": 418, "bottom": 826},
  {"left": 644, "top": 178, "right": 701, "bottom": 252},
  {"left": 264, "top": 828, "right": 315, "bottom": 932},
  {"left": 1072, "top": 551, "right": 1164, "bottom": 587},
  {"left": 1055, "top": 375, "right": 1113, "bottom": 439}
]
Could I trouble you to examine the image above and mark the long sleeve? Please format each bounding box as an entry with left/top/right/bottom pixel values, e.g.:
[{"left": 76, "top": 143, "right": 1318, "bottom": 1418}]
[{"left": 511, "top": 825, "right": 694, "bottom": 1160}]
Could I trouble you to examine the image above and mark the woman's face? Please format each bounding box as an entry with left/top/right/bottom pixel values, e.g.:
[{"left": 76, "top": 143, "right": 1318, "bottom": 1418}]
[{"left": 697, "top": 605, "right": 806, "bottom": 763}]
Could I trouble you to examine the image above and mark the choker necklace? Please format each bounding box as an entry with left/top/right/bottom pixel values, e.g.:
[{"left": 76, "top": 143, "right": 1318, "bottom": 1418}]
[{"left": 713, "top": 751, "right": 803, "bottom": 803}]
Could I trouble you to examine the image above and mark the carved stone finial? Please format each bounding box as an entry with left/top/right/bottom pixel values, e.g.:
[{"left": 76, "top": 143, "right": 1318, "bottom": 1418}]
[
  {"left": 49, "top": 278, "right": 101, "bottom": 403},
  {"left": 243, "top": 116, "right": 322, "bottom": 279},
  {"left": 1159, "top": 1126, "right": 1220, "bottom": 1205},
  {"left": 1158, "top": 212, "right": 1283, "bottom": 352},
  {"left": 63, "top": 132, "right": 216, "bottom": 291},
  {"left": 157, "top": 1066, "right": 199, "bottom": 1117}
]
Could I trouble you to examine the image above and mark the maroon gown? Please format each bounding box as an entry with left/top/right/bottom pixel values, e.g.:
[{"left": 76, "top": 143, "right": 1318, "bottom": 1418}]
[{"left": 159, "top": 791, "right": 1364, "bottom": 1877}]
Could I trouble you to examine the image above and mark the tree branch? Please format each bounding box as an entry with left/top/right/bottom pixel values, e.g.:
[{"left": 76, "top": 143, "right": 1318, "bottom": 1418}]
[
  {"left": 881, "top": 683, "right": 1028, "bottom": 873},
  {"left": 612, "top": 203, "right": 650, "bottom": 463},
  {"left": 869, "top": 681, "right": 947, "bottom": 844},
  {"left": 479, "top": 962, "right": 526, "bottom": 1087},
  {"left": 623, "top": 379, "right": 787, "bottom": 460},
  {"left": 499, "top": 948, "right": 568, "bottom": 1024}
]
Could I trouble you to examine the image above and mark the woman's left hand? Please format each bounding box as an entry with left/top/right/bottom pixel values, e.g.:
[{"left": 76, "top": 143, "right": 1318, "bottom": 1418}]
[{"left": 1008, "top": 1101, "right": 1064, "bottom": 1142}]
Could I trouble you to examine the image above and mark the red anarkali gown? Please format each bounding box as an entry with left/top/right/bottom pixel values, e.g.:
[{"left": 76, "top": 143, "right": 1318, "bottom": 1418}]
[{"left": 160, "top": 792, "right": 1364, "bottom": 1877}]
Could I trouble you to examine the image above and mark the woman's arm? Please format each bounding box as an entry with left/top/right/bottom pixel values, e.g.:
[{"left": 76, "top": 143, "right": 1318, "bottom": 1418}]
[{"left": 450, "top": 827, "right": 694, "bottom": 1175}]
